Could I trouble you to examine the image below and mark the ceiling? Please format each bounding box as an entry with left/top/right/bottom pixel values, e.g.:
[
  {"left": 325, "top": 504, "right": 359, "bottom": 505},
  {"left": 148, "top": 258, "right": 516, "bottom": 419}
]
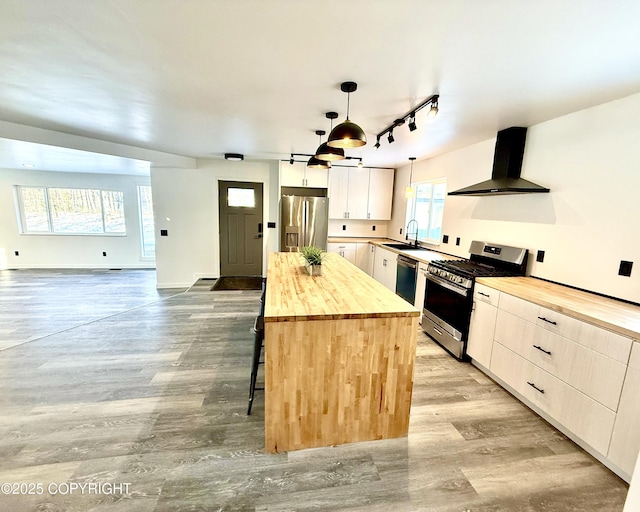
[{"left": 1, "top": 0, "right": 640, "bottom": 174}]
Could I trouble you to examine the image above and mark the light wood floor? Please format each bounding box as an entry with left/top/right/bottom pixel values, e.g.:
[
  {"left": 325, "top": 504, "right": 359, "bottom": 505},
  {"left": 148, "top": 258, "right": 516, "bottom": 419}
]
[{"left": 0, "top": 269, "right": 629, "bottom": 511}]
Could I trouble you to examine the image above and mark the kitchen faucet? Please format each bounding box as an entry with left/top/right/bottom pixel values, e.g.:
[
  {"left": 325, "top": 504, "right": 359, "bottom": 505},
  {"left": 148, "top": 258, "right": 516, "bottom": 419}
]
[{"left": 406, "top": 219, "right": 419, "bottom": 247}]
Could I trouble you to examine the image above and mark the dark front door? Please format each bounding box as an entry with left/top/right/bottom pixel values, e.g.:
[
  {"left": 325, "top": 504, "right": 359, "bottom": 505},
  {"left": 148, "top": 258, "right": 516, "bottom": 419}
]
[{"left": 218, "top": 181, "right": 263, "bottom": 276}]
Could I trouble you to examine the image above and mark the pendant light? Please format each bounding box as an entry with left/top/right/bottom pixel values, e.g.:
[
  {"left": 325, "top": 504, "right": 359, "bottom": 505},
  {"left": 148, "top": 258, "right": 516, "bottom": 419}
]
[
  {"left": 327, "top": 81, "right": 367, "bottom": 148},
  {"left": 405, "top": 157, "right": 416, "bottom": 199},
  {"left": 315, "top": 112, "right": 345, "bottom": 161},
  {"left": 307, "top": 130, "right": 331, "bottom": 169}
]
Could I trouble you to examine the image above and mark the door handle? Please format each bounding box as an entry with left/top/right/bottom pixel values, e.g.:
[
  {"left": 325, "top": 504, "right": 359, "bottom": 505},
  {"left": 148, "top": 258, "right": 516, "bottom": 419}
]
[{"left": 254, "top": 234, "right": 262, "bottom": 239}]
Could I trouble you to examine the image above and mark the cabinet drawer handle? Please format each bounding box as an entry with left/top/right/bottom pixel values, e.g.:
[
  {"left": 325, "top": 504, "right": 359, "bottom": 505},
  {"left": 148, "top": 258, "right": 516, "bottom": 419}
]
[
  {"left": 537, "top": 316, "right": 557, "bottom": 325},
  {"left": 527, "top": 381, "right": 545, "bottom": 394},
  {"left": 478, "top": 291, "right": 490, "bottom": 298},
  {"left": 533, "top": 344, "right": 552, "bottom": 355}
]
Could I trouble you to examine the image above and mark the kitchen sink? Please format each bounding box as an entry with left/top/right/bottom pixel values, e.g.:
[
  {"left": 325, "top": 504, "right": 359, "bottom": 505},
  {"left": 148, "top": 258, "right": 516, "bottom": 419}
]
[{"left": 382, "top": 242, "right": 427, "bottom": 251}]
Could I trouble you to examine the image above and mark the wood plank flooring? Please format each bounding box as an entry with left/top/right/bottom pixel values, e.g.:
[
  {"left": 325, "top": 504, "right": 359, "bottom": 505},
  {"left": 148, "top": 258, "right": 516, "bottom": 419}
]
[{"left": 0, "top": 269, "right": 629, "bottom": 511}]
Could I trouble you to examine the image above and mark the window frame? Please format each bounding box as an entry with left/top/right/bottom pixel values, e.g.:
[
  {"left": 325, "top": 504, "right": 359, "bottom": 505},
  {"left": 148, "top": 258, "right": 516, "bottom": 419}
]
[
  {"left": 15, "top": 185, "right": 127, "bottom": 236},
  {"left": 405, "top": 177, "right": 447, "bottom": 245},
  {"left": 137, "top": 184, "right": 156, "bottom": 260}
]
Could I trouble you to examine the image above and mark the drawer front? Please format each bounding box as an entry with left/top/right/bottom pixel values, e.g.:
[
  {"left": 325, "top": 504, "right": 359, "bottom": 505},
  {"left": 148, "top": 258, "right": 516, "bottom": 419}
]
[
  {"left": 495, "top": 310, "right": 626, "bottom": 411},
  {"left": 328, "top": 242, "right": 357, "bottom": 252},
  {"left": 474, "top": 283, "right": 500, "bottom": 307},
  {"left": 500, "top": 293, "right": 632, "bottom": 364},
  {"left": 491, "top": 342, "right": 615, "bottom": 454},
  {"left": 499, "top": 292, "right": 539, "bottom": 323}
]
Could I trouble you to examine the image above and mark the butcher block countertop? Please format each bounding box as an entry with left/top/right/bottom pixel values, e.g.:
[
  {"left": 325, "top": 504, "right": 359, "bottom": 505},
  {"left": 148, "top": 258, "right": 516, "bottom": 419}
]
[
  {"left": 265, "top": 252, "right": 419, "bottom": 323},
  {"left": 477, "top": 276, "right": 640, "bottom": 340}
]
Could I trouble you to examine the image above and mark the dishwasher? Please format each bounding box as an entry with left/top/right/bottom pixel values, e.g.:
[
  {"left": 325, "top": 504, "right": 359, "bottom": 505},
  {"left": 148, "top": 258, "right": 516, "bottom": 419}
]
[{"left": 395, "top": 254, "right": 418, "bottom": 304}]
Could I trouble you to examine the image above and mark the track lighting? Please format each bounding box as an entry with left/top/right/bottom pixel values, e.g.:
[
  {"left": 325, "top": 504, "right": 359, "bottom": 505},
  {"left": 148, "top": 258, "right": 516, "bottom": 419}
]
[
  {"left": 405, "top": 157, "right": 416, "bottom": 199},
  {"left": 327, "top": 81, "right": 367, "bottom": 148},
  {"left": 375, "top": 94, "right": 439, "bottom": 147},
  {"left": 315, "top": 112, "right": 345, "bottom": 161}
]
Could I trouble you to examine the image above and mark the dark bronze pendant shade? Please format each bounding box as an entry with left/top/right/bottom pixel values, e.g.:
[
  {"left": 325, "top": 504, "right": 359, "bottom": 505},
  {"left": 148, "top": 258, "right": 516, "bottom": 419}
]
[
  {"left": 307, "top": 130, "right": 331, "bottom": 169},
  {"left": 327, "top": 82, "right": 367, "bottom": 149},
  {"left": 315, "top": 112, "right": 345, "bottom": 161}
]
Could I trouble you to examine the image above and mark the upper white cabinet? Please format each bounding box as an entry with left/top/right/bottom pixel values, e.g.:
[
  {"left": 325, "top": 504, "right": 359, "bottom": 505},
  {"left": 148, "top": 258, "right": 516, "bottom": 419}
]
[
  {"left": 280, "top": 161, "right": 328, "bottom": 188},
  {"left": 328, "top": 167, "right": 394, "bottom": 220}
]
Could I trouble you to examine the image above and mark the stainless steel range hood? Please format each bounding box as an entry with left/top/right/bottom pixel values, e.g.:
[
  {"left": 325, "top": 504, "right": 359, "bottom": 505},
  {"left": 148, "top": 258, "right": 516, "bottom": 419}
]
[{"left": 448, "top": 127, "right": 550, "bottom": 196}]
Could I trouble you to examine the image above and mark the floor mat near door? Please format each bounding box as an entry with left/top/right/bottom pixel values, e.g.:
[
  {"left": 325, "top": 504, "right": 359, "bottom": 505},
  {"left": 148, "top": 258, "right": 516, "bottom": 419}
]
[{"left": 211, "top": 276, "right": 264, "bottom": 291}]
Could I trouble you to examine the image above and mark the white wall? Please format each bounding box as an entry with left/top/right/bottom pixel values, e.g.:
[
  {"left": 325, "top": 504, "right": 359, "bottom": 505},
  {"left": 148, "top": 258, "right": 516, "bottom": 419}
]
[
  {"left": 328, "top": 219, "right": 389, "bottom": 238},
  {"left": 151, "top": 159, "right": 279, "bottom": 288},
  {"left": 391, "top": 92, "right": 640, "bottom": 303},
  {"left": 0, "top": 169, "right": 151, "bottom": 269}
]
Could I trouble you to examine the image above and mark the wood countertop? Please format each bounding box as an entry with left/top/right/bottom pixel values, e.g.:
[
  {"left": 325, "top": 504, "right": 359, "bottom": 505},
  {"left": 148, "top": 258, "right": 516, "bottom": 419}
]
[
  {"left": 476, "top": 276, "right": 640, "bottom": 340},
  {"left": 265, "top": 252, "right": 419, "bottom": 323}
]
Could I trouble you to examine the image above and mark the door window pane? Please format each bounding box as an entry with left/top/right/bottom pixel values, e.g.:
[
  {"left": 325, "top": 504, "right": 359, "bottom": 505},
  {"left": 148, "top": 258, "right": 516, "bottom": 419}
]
[
  {"left": 20, "top": 187, "right": 50, "bottom": 232},
  {"left": 228, "top": 188, "right": 255, "bottom": 207}
]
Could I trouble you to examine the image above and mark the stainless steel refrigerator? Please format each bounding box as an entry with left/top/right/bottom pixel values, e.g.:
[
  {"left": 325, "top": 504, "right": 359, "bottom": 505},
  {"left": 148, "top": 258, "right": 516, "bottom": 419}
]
[{"left": 280, "top": 195, "right": 329, "bottom": 252}]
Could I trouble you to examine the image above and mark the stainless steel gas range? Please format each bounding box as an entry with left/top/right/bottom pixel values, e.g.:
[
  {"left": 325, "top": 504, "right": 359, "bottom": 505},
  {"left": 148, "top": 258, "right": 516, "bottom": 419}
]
[{"left": 422, "top": 241, "right": 528, "bottom": 360}]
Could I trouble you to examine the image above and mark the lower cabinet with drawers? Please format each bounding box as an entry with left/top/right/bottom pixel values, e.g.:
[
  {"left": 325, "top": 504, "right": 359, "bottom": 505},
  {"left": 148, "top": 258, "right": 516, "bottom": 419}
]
[{"left": 467, "top": 283, "right": 638, "bottom": 482}]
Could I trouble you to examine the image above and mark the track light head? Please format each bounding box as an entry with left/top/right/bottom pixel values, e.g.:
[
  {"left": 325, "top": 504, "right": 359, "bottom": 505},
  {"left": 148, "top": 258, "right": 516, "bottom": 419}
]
[
  {"left": 408, "top": 114, "right": 417, "bottom": 132},
  {"left": 427, "top": 98, "right": 439, "bottom": 119},
  {"left": 387, "top": 131, "right": 395, "bottom": 144},
  {"left": 374, "top": 135, "right": 381, "bottom": 149}
]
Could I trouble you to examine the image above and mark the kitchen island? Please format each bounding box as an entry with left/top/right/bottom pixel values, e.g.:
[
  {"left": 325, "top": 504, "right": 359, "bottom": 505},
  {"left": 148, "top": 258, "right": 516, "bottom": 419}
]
[{"left": 264, "top": 252, "right": 420, "bottom": 453}]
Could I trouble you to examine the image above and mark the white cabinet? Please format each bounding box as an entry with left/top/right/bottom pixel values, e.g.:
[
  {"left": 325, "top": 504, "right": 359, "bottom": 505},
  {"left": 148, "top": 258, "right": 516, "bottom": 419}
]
[
  {"left": 609, "top": 342, "right": 640, "bottom": 478},
  {"left": 414, "top": 262, "right": 429, "bottom": 323},
  {"left": 471, "top": 283, "right": 638, "bottom": 481},
  {"left": 367, "top": 168, "right": 394, "bottom": 219},
  {"left": 491, "top": 341, "right": 616, "bottom": 455},
  {"left": 467, "top": 283, "right": 500, "bottom": 368},
  {"left": 327, "top": 242, "right": 356, "bottom": 265},
  {"left": 328, "top": 167, "right": 393, "bottom": 220},
  {"left": 355, "top": 243, "right": 375, "bottom": 275},
  {"left": 372, "top": 246, "right": 397, "bottom": 292},
  {"left": 280, "top": 161, "right": 328, "bottom": 188}
]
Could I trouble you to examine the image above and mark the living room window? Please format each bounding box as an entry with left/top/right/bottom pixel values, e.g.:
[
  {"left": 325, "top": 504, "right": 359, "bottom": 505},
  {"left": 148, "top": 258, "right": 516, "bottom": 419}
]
[{"left": 16, "top": 186, "right": 126, "bottom": 235}]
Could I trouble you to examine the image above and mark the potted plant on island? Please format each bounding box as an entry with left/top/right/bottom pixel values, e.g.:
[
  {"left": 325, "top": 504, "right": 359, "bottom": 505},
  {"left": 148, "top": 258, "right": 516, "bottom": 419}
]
[{"left": 300, "top": 245, "right": 325, "bottom": 276}]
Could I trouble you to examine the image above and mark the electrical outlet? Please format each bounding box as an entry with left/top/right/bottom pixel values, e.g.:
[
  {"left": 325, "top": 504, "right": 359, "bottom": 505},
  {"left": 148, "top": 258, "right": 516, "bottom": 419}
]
[
  {"left": 456, "top": 237, "right": 461, "bottom": 246},
  {"left": 442, "top": 235, "right": 449, "bottom": 244},
  {"left": 267, "top": 222, "right": 276, "bottom": 228},
  {"left": 619, "top": 260, "right": 633, "bottom": 277},
  {"left": 372, "top": 225, "right": 376, "bottom": 231},
  {"left": 400, "top": 228, "right": 403, "bottom": 235},
  {"left": 342, "top": 225, "right": 346, "bottom": 231},
  {"left": 102, "top": 251, "right": 107, "bottom": 257},
  {"left": 14, "top": 251, "right": 19, "bottom": 256},
  {"left": 160, "top": 229, "right": 168, "bottom": 236},
  {"left": 536, "top": 250, "right": 545, "bottom": 263}
]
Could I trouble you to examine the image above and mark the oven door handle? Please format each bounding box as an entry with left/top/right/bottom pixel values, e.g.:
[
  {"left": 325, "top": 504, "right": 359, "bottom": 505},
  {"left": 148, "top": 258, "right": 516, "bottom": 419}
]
[{"left": 425, "top": 273, "right": 469, "bottom": 296}]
